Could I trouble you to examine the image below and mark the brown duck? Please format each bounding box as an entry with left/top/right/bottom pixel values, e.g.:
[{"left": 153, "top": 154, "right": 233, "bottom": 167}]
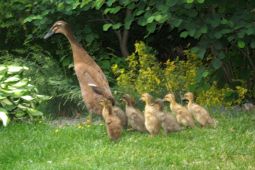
[
  {"left": 154, "top": 99, "right": 182, "bottom": 134},
  {"left": 44, "top": 21, "right": 113, "bottom": 117},
  {"left": 99, "top": 99, "right": 122, "bottom": 141},
  {"left": 184, "top": 92, "right": 216, "bottom": 127},
  {"left": 140, "top": 93, "right": 161, "bottom": 136},
  {"left": 122, "top": 94, "right": 147, "bottom": 132},
  {"left": 164, "top": 93, "right": 195, "bottom": 128}
]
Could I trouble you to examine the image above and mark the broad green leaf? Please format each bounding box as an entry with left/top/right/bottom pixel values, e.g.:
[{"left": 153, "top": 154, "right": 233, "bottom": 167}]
[
  {"left": 212, "top": 58, "right": 222, "bottom": 69},
  {"left": 172, "top": 19, "right": 183, "bottom": 27},
  {"left": 237, "top": 40, "right": 245, "bottom": 48},
  {"left": 146, "top": 22, "right": 157, "bottom": 34},
  {"left": 0, "top": 98, "right": 13, "bottom": 106},
  {"left": 21, "top": 95, "right": 34, "bottom": 101},
  {"left": 186, "top": 0, "right": 194, "bottom": 3},
  {"left": 94, "top": 0, "right": 104, "bottom": 9},
  {"left": 202, "top": 71, "right": 209, "bottom": 77},
  {"left": 104, "top": 6, "right": 121, "bottom": 14},
  {"left": 23, "top": 15, "right": 43, "bottom": 24},
  {"left": 197, "top": 0, "right": 205, "bottom": 3},
  {"left": 27, "top": 108, "right": 43, "bottom": 117},
  {"left": 191, "top": 47, "right": 206, "bottom": 59},
  {"left": 11, "top": 79, "right": 28, "bottom": 88},
  {"left": 0, "top": 66, "right": 7, "bottom": 73},
  {"left": 36, "top": 95, "right": 52, "bottom": 101},
  {"left": 103, "top": 23, "right": 112, "bottom": 31},
  {"left": 106, "top": 0, "right": 116, "bottom": 7},
  {"left": 112, "top": 23, "right": 122, "bottom": 30},
  {"left": 4, "top": 75, "right": 20, "bottom": 83},
  {"left": 8, "top": 66, "right": 24, "bottom": 74},
  {"left": 147, "top": 16, "right": 155, "bottom": 24},
  {"left": 166, "top": 0, "right": 178, "bottom": 7},
  {"left": 180, "top": 31, "right": 189, "bottom": 38},
  {"left": 15, "top": 111, "right": 26, "bottom": 118}
]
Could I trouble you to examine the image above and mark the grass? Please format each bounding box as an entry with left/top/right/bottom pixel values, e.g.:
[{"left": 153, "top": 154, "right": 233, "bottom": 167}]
[{"left": 0, "top": 112, "right": 255, "bottom": 170}]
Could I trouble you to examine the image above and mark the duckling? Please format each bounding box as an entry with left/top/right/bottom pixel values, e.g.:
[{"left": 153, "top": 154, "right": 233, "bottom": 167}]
[
  {"left": 102, "top": 98, "right": 127, "bottom": 128},
  {"left": 154, "top": 99, "right": 182, "bottom": 134},
  {"left": 99, "top": 99, "right": 122, "bottom": 141},
  {"left": 164, "top": 93, "right": 195, "bottom": 128},
  {"left": 184, "top": 92, "right": 216, "bottom": 127},
  {"left": 113, "top": 105, "right": 128, "bottom": 128},
  {"left": 122, "top": 94, "right": 147, "bottom": 132},
  {"left": 140, "top": 93, "right": 161, "bottom": 136}
]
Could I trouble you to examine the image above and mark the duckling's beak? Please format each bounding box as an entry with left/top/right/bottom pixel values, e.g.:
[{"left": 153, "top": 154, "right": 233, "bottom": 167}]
[{"left": 44, "top": 29, "right": 54, "bottom": 39}]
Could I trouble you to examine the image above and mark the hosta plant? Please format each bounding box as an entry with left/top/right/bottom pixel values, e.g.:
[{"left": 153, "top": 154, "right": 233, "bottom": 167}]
[{"left": 0, "top": 65, "right": 51, "bottom": 122}]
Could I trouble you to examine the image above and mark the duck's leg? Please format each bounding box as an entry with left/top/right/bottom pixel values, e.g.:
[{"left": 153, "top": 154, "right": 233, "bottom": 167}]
[{"left": 86, "top": 112, "right": 93, "bottom": 125}]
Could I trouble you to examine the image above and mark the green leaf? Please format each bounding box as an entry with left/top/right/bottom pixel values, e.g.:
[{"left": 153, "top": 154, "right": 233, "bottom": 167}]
[
  {"left": 166, "top": 0, "right": 178, "bottom": 7},
  {"left": 202, "top": 71, "right": 209, "bottom": 78},
  {"left": 237, "top": 40, "right": 245, "bottom": 48},
  {"left": 191, "top": 47, "right": 206, "bottom": 59},
  {"left": 186, "top": 0, "right": 194, "bottom": 3},
  {"left": 180, "top": 31, "right": 188, "bottom": 38},
  {"left": 172, "top": 19, "right": 183, "bottom": 27},
  {"left": 4, "top": 75, "right": 20, "bottom": 83},
  {"left": 0, "top": 66, "right": 7, "bottom": 73},
  {"left": 147, "top": 16, "right": 155, "bottom": 24},
  {"left": 146, "top": 22, "right": 157, "bottom": 34},
  {"left": 26, "top": 108, "right": 43, "bottom": 117},
  {"left": 11, "top": 79, "right": 29, "bottom": 88},
  {"left": 21, "top": 95, "right": 34, "bottom": 101},
  {"left": 104, "top": 6, "right": 121, "bottom": 14},
  {"left": 36, "top": 95, "right": 52, "bottom": 101},
  {"left": 7, "top": 66, "right": 24, "bottom": 74},
  {"left": 103, "top": 23, "right": 112, "bottom": 31},
  {"left": 212, "top": 58, "right": 222, "bottom": 69},
  {"left": 197, "top": 0, "right": 205, "bottom": 3},
  {"left": 112, "top": 23, "right": 122, "bottom": 30}
]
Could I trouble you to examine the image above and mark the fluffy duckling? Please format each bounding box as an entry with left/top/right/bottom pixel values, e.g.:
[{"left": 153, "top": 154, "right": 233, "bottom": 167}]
[
  {"left": 164, "top": 93, "right": 195, "bottom": 128},
  {"left": 122, "top": 94, "right": 147, "bottom": 132},
  {"left": 184, "top": 92, "right": 216, "bottom": 127},
  {"left": 99, "top": 99, "right": 122, "bottom": 141},
  {"left": 140, "top": 93, "right": 161, "bottom": 136},
  {"left": 154, "top": 99, "right": 182, "bottom": 134},
  {"left": 113, "top": 105, "right": 128, "bottom": 128}
]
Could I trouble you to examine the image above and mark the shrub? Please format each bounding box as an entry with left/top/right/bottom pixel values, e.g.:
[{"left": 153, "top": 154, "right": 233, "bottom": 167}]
[
  {"left": 112, "top": 41, "right": 248, "bottom": 107},
  {"left": 0, "top": 65, "right": 50, "bottom": 120}
]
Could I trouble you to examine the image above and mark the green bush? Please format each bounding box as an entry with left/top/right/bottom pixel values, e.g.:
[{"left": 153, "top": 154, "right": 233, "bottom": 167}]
[
  {"left": 112, "top": 42, "right": 248, "bottom": 107},
  {"left": 0, "top": 65, "right": 50, "bottom": 120}
]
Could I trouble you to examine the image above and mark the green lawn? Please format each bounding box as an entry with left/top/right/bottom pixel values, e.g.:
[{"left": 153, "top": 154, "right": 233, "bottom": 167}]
[{"left": 0, "top": 112, "right": 255, "bottom": 170}]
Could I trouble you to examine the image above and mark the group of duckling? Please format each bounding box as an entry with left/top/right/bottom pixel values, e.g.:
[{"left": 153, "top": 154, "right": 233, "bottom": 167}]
[{"left": 99, "top": 92, "right": 216, "bottom": 141}]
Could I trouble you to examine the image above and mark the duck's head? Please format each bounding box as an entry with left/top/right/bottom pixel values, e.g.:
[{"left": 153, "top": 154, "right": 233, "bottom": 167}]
[
  {"left": 164, "top": 93, "right": 175, "bottom": 103},
  {"left": 44, "top": 20, "right": 70, "bottom": 39},
  {"left": 183, "top": 92, "right": 194, "bottom": 102},
  {"left": 154, "top": 99, "right": 164, "bottom": 111},
  {"left": 121, "top": 94, "right": 135, "bottom": 106},
  {"left": 99, "top": 98, "right": 112, "bottom": 107},
  {"left": 140, "top": 93, "right": 152, "bottom": 103}
]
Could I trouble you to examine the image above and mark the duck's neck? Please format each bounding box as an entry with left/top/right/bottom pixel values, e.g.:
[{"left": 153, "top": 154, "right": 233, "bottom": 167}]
[
  {"left": 145, "top": 99, "right": 153, "bottom": 105},
  {"left": 63, "top": 30, "right": 89, "bottom": 63},
  {"left": 170, "top": 100, "right": 177, "bottom": 110},
  {"left": 187, "top": 99, "right": 193, "bottom": 108}
]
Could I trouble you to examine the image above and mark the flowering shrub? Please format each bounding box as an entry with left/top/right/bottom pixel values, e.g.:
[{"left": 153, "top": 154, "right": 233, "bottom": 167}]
[{"left": 112, "top": 42, "right": 247, "bottom": 107}]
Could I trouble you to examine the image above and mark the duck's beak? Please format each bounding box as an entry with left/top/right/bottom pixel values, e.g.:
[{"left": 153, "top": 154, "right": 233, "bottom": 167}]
[{"left": 44, "top": 29, "right": 54, "bottom": 39}]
